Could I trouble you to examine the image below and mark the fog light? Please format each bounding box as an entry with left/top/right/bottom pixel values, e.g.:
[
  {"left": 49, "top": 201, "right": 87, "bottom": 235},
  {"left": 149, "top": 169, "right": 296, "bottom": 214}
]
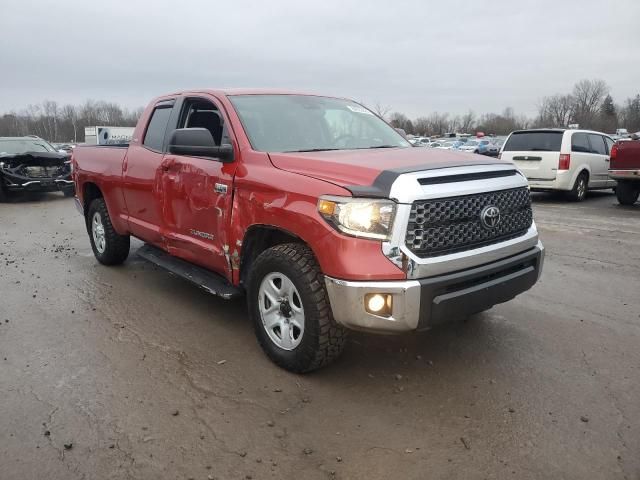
[{"left": 364, "top": 293, "right": 393, "bottom": 316}]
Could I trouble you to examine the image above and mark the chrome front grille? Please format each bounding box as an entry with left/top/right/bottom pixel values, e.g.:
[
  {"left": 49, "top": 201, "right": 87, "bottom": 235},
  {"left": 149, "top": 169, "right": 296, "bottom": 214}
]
[{"left": 405, "top": 187, "right": 533, "bottom": 258}]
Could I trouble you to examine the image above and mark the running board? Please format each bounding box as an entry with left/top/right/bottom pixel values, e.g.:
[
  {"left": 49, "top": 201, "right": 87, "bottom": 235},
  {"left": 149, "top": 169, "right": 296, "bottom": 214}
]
[{"left": 137, "top": 244, "right": 242, "bottom": 300}]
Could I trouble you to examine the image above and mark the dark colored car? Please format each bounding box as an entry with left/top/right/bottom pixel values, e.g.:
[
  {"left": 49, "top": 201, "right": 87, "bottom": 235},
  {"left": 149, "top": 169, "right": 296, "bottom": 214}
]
[{"left": 0, "top": 136, "right": 74, "bottom": 201}]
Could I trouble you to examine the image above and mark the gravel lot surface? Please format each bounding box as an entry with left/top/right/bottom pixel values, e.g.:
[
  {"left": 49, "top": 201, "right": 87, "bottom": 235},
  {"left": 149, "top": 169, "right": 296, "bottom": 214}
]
[{"left": 1, "top": 190, "right": 638, "bottom": 479}]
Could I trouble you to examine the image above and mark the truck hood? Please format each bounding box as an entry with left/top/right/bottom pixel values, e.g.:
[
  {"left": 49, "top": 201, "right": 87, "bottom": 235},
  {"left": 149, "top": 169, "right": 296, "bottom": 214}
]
[{"left": 268, "top": 147, "right": 512, "bottom": 197}]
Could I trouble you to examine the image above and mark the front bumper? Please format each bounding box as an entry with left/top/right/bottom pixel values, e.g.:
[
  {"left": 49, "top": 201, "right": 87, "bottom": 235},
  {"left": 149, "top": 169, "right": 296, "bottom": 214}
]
[
  {"left": 325, "top": 242, "right": 544, "bottom": 333},
  {"left": 2, "top": 173, "right": 74, "bottom": 193}
]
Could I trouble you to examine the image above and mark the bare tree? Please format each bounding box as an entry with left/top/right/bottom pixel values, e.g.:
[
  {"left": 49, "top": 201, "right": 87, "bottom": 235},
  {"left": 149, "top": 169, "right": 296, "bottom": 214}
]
[
  {"left": 42, "top": 100, "right": 59, "bottom": 141},
  {"left": 571, "top": 79, "right": 609, "bottom": 127},
  {"left": 619, "top": 94, "right": 640, "bottom": 133},
  {"left": 459, "top": 111, "right": 476, "bottom": 134},
  {"left": 0, "top": 99, "right": 144, "bottom": 142},
  {"left": 62, "top": 104, "right": 79, "bottom": 142},
  {"left": 537, "top": 94, "right": 574, "bottom": 127},
  {"left": 413, "top": 117, "right": 429, "bottom": 135},
  {"left": 426, "top": 112, "right": 449, "bottom": 136},
  {"left": 371, "top": 101, "right": 392, "bottom": 119},
  {"left": 389, "top": 112, "right": 414, "bottom": 134}
]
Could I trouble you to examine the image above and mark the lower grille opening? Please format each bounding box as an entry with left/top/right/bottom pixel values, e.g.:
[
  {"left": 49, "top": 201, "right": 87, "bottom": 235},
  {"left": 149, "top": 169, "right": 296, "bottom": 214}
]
[{"left": 442, "top": 259, "right": 536, "bottom": 294}]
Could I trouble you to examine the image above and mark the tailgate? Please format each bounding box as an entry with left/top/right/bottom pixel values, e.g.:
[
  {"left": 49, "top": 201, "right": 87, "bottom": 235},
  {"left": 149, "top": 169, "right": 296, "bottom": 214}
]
[
  {"left": 502, "top": 130, "right": 564, "bottom": 181},
  {"left": 612, "top": 140, "right": 640, "bottom": 170},
  {"left": 502, "top": 151, "right": 559, "bottom": 180}
]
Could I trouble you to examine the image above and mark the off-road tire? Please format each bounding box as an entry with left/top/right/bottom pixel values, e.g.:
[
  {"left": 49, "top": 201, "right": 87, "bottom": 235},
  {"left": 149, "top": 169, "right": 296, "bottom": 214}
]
[
  {"left": 615, "top": 180, "right": 639, "bottom": 205},
  {"left": 567, "top": 171, "right": 588, "bottom": 202},
  {"left": 87, "top": 198, "right": 130, "bottom": 265},
  {"left": 248, "top": 243, "right": 347, "bottom": 373}
]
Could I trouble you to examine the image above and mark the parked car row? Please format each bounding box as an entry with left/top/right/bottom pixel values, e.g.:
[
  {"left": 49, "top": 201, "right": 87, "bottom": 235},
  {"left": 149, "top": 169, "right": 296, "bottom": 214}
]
[{"left": 408, "top": 135, "right": 501, "bottom": 157}]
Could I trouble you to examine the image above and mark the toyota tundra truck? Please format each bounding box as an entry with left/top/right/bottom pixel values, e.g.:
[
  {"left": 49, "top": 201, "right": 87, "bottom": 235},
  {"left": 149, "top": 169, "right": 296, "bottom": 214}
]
[
  {"left": 610, "top": 139, "right": 640, "bottom": 205},
  {"left": 72, "top": 89, "right": 544, "bottom": 372}
]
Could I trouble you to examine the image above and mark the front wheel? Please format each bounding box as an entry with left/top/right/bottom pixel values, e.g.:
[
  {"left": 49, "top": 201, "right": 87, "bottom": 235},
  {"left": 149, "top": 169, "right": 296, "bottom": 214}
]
[
  {"left": 247, "top": 243, "right": 347, "bottom": 373},
  {"left": 616, "top": 181, "right": 640, "bottom": 205},
  {"left": 87, "top": 198, "right": 130, "bottom": 265}
]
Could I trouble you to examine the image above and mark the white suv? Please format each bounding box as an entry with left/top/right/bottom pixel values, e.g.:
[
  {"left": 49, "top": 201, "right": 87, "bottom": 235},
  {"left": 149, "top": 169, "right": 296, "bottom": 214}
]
[{"left": 500, "top": 129, "right": 616, "bottom": 201}]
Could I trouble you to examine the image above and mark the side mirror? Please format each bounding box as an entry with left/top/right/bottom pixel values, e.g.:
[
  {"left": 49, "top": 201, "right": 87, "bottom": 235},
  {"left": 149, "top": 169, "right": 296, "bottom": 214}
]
[{"left": 168, "top": 128, "right": 234, "bottom": 162}]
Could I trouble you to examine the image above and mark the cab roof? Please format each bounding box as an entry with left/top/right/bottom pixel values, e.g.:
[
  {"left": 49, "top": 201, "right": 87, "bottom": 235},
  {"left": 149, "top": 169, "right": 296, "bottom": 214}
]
[{"left": 162, "top": 88, "right": 347, "bottom": 99}]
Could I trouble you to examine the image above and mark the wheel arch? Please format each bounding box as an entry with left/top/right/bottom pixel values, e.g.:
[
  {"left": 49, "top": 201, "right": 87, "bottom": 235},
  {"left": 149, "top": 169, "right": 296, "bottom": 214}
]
[
  {"left": 82, "top": 182, "right": 128, "bottom": 235},
  {"left": 571, "top": 165, "right": 591, "bottom": 187},
  {"left": 238, "top": 224, "right": 308, "bottom": 287},
  {"left": 82, "top": 182, "right": 104, "bottom": 214}
]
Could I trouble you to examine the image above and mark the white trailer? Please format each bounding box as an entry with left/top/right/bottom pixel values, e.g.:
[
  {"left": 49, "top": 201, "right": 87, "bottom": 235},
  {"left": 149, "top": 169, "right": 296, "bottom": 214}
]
[{"left": 84, "top": 126, "right": 134, "bottom": 145}]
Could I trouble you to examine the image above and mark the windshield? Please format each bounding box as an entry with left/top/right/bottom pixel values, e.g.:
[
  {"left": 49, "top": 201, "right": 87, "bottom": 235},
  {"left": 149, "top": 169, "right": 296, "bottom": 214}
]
[
  {"left": 228, "top": 94, "right": 411, "bottom": 152},
  {"left": 503, "top": 131, "right": 563, "bottom": 152},
  {"left": 0, "top": 138, "right": 57, "bottom": 155}
]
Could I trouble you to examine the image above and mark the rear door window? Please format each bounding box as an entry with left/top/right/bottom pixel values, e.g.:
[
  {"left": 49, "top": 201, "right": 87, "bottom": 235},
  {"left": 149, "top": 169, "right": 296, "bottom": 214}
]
[
  {"left": 143, "top": 105, "right": 173, "bottom": 151},
  {"left": 604, "top": 137, "right": 614, "bottom": 155},
  {"left": 588, "top": 134, "right": 607, "bottom": 155},
  {"left": 571, "top": 133, "right": 591, "bottom": 153},
  {"left": 503, "top": 131, "right": 563, "bottom": 152}
]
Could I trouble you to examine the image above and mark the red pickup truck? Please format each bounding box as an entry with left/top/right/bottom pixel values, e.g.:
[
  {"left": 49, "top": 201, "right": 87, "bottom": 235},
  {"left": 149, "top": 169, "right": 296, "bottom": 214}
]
[
  {"left": 73, "top": 89, "right": 544, "bottom": 372},
  {"left": 610, "top": 139, "right": 640, "bottom": 205}
]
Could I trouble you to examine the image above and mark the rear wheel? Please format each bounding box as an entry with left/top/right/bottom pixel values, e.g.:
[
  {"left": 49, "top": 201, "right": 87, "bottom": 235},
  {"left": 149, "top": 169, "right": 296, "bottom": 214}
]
[
  {"left": 63, "top": 187, "right": 75, "bottom": 198},
  {"left": 0, "top": 184, "right": 7, "bottom": 203},
  {"left": 615, "top": 181, "right": 640, "bottom": 205},
  {"left": 567, "top": 172, "right": 588, "bottom": 202},
  {"left": 87, "top": 198, "right": 130, "bottom": 265},
  {"left": 248, "top": 243, "right": 347, "bottom": 373}
]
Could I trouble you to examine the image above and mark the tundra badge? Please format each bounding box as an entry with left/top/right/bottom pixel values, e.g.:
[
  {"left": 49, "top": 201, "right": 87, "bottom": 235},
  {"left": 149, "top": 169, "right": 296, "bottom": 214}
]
[{"left": 190, "top": 229, "right": 215, "bottom": 241}]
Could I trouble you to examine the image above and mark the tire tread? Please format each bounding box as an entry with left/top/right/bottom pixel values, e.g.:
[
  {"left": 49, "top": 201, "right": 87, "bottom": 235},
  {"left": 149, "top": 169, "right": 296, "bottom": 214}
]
[
  {"left": 87, "top": 198, "right": 130, "bottom": 265},
  {"left": 248, "top": 243, "right": 347, "bottom": 373}
]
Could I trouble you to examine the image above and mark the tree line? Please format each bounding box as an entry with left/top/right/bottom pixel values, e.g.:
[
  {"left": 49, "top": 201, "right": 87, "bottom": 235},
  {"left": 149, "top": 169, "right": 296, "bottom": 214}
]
[
  {"left": 380, "top": 79, "right": 640, "bottom": 137},
  {"left": 0, "top": 100, "right": 143, "bottom": 143},
  {"left": 1, "top": 79, "right": 639, "bottom": 142}
]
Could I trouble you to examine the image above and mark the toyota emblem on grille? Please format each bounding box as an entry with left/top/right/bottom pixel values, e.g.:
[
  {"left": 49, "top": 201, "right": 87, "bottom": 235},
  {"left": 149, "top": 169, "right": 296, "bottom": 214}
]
[{"left": 480, "top": 205, "right": 501, "bottom": 229}]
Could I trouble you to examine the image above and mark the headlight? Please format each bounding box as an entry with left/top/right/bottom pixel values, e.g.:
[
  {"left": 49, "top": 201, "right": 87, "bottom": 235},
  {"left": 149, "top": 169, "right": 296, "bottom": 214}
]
[{"left": 317, "top": 196, "right": 396, "bottom": 240}]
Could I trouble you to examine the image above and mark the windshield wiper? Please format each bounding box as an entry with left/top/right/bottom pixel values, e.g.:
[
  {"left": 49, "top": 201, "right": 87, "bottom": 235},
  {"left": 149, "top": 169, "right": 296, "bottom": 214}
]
[
  {"left": 285, "top": 148, "right": 342, "bottom": 153},
  {"left": 529, "top": 148, "right": 553, "bottom": 151},
  {"left": 366, "top": 145, "right": 398, "bottom": 149}
]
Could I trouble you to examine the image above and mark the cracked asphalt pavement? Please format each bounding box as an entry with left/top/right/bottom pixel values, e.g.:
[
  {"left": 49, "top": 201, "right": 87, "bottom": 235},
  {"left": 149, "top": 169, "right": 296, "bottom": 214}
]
[{"left": 1, "top": 191, "right": 639, "bottom": 479}]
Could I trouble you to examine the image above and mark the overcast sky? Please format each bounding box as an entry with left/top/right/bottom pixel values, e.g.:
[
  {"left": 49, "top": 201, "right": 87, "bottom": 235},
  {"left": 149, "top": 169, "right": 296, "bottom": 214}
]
[{"left": 1, "top": 0, "right": 639, "bottom": 118}]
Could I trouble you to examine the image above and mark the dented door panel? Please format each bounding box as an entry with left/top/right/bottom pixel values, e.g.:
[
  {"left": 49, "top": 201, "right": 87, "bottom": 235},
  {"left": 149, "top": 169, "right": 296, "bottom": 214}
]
[{"left": 159, "top": 154, "right": 236, "bottom": 276}]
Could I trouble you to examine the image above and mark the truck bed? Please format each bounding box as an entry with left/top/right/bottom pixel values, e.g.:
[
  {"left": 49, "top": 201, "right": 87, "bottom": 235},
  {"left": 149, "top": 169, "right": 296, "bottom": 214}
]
[
  {"left": 611, "top": 140, "right": 640, "bottom": 170},
  {"left": 74, "top": 144, "right": 128, "bottom": 178}
]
